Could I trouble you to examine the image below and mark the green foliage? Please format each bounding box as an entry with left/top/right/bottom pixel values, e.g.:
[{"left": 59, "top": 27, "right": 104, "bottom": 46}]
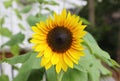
[
  {"left": 83, "top": 32, "right": 120, "bottom": 68},
  {"left": 27, "top": 68, "right": 44, "bottom": 81},
  {"left": 0, "top": 74, "right": 9, "bottom": 81},
  {"left": 10, "top": 44, "right": 20, "bottom": 56},
  {"left": 0, "top": 27, "right": 12, "bottom": 38},
  {"left": 0, "top": 17, "right": 5, "bottom": 26},
  {"left": 80, "top": 17, "right": 90, "bottom": 25},
  {"left": 3, "top": 0, "right": 12, "bottom": 8},
  {"left": 27, "top": 15, "right": 47, "bottom": 26},
  {"left": 2, "top": 32, "right": 25, "bottom": 47},
  {"left": 14, "top": 9, "right": 22, "bottom": 20},
  {"left": 18, "top": 23, "right": 26, "bottom": 31},
  {"left": 83, "top": 32, "right": 110, "bottom": 59},
  {"left": 4, "top": 52, "right": 31, "bottom": 64},
  {"left": 1, "top": 32, "right": 25, "bottom": 56},
  {"left": 21, "top": 5, "right": 32, "bottom": 13},
  {"left": 46, "top": 67, "right": 57, "bottom": 81},
  {"left": 12, "top": 52, "right": 42, "bottom": 81},
  {"left": 4, "top": 51, "right": 43, "bottom": 81},
  {"left": 62, "top": 69, "right": 88, "bottom": 81}
]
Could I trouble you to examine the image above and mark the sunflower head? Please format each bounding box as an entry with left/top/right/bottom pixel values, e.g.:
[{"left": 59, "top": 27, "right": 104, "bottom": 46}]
[{"left": 31, "top": 9, "right": 87, "bottom": 73}]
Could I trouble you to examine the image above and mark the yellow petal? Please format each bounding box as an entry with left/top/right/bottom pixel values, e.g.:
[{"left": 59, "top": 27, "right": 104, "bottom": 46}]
[
  {"left": 79, "top": 25, "right": 87, "bottom": 30},
  {"left": 33, "top": 44, "right": 47, "bottom": 52},
  {"left": 32, "top": 33, "right": 46, "bottom": 38},
  {"left": 66, "top": 51, "right": 78, "bottom": 64},
  {"left": 46, "top": 17, "right": 54, "bottom": 29},
  {"left": 63, "top": 53, "right": 73, "bottom": 68},
  {"left": 79, "top": 52, "right": 85, "bottom": 56},
  {"left": 36, "top": 51, "right": 44, "bottom": 58},
  {"left": 60, "top": 9, "right": 67, "bottom": 25},
  {"left": 68, "top": 49, "right": 80, "bottom": 60},
  {"left": 30, "top": 39, "right": 45, "bottom": 44},
  {"left": 56, "top": 62, "right": 62, "bottom": 73},
  {"left": 37, "top": 22, "right": 48, "bottom": 34},
  {"left": 51, "top": 53, "right": 59, "bottom": 65},
  {"left": 31, "top": 26, "right": 40, "bottom": 33},
  {"left": 45, "top": 61, "right": 52, "bottom": 70},
  {"left": 60, "top": 55, "right": 68, "bottom": 72},
  {"left": 41, "top": 56, "right": 50, "bottom": 66},
  {"left": 44, "top": 47, "right": 52, "bottom": 58},
  {"left": 71, "top": 43, "right": 85, "bottom": 51}
]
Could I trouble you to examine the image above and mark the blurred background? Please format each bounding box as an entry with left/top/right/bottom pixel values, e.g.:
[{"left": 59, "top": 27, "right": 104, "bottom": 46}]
[{"left": 0, "top": 0, "right": 120, "bottom": 81}]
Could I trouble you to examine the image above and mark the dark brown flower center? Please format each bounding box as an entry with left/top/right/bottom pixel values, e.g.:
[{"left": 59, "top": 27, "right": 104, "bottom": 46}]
[{"left": 47, "top": 27, "right": 72, "bottom": 53}]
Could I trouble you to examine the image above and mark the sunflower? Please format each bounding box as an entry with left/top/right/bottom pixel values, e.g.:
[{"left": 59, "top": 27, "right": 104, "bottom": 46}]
[{"left": 31, "top": 9, "right": 87, "bottom": 73}]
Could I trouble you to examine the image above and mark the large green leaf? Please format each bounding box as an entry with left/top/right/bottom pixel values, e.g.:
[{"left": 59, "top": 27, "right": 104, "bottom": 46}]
[
  {"left": 0, "top": 27, "right": 12, "bottom": 38},
  {"left": 0, "top": 74, "right": 9, "bottom": 81},
  {"left": 62, "top": 69, "right": 88, "bottom": 81},
  {"left": 74, "top": 48, "right": 94, "bottom": 71},
  {"left": 75, "top": 46, "right": 111, "bottom": 81},
  {"left": 88, "top": 65, "right": 100, "bottom": 81},
  {"left": 27, "top": 68, "right": 44, "bottom": 81},
  {"left": 46, "top": 67, "right": 57, "bottom": 81},
  {"left": 12, "top": 52, "right": 42, "bottom": 81},
  {"left": 83, "top": 32, "right": 120, "bottom": 68},
  {"left": 83, "top": 32, "right": 111, "bottom": 62},
  {"left": 2, "top": 32, "right": 25, "bottom": 47},
  {"left": 96, "top": 60, "right": 111, "bottom": 75}
]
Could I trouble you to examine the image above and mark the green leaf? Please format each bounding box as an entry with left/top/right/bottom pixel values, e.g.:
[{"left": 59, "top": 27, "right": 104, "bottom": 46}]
[
  {"left": 14, "top": 9, "right": 22, "bottom": 20},
  {"left": 0, "top": 17, "right": 5, "bottom": 26},
  {"left": 110, "top": 59, "right": 120, "bottom": 68},
  {"left": 12, "top": 52, "right": 42, "bottom": 81},
  {"left": 46, "top": 67, "right": 88, "bottom": 81},
  {"left": 83, "top": 32, "right": 111, "bottom": 61},
  {"left": 48, "top": 1, "right": 59, "bottom": 5},
  {"left": 62, "top": 69, "right": 88, "bottom": 81},
  {"left": 10, "top": 44, "right": 20, "bottom": 56},
  {"left": 80, "top": 17, "right": 90, "bottom": 25},
  {"left": 74, "top": 47, "right": 94, "bottom": 72},
  {"left": 21, "top": 5, "right": 32, "bottom": 13},
  {"left": 27, "top": 68, "right": 44, "bottom": 81},
  {"left": 0, "top": 27, "right": 12, "bottom": 37},
  {"left": 96, "top": 60, "right": 111, "bottom": 75},
  {"left": 18, "top": 23, "right": 25, "bottom": 30},
  {"left": 0, "top": 74, "right": 9, "bottom": 81},
  {"left": 27, "top": 15, "right": 47, "bottom": 26},
  {"left": 2, "top": 32, "right": 25, "bottom": 47},
  {"left": 4, "top": 51, "right": 32, "bottom": 64},
  {"left": 46, "top": 67, "right": 57, "bottom": 81},
  {"left": 74, "top": 46, "right": 111, "bottom": 81},
  {"left": 3, "top": 0, "right": 12, "bottom": 8},
  {"left": 88, "top": 65, "right": 100, "bottom": 81}
]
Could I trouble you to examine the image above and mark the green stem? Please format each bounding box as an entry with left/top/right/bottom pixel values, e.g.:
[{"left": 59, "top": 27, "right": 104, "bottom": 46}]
[{"left": 57, "top": 71, "right": 64, "bottom": 81}]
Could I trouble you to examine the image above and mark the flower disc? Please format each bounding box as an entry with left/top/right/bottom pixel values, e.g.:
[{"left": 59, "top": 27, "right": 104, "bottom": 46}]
[
  {"left": 31, "top": 9, "right": 87, "bottom": 73},
  {"left": 47, "top": 27, "right": 72, "bottom": 53}
]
